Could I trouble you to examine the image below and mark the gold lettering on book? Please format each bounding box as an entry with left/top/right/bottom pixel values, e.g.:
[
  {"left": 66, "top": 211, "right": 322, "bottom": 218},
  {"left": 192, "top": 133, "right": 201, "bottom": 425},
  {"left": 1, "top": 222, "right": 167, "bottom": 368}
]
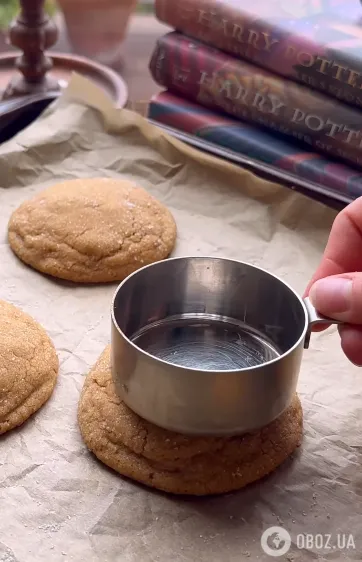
[
  {"left": 247, "top": 30, "right": 259, "bottom": 48},
  {"left": 197, "top": 9, "right": 214, "bottom": 29},
  {"left": 325, "top": 119, "right": 344, "bottom": 138},
  {"left": 198, "top": 71, "right": 286, "bottom": 114},
  {"left": 346, "top": 69, "right": 360, "bottom": 87},
  {"left": 315, "top": 57, "right": 330, "bottom": 75},
  {"left": 196, "top": 70, "right": 362, "bottom": 152},
  {"left": 252, "top": 93, "right": 286, "bottom": 114},
  {"left": 291, "top": 110, "right": 325, "bottom": 131},
  {"left": 331, "top": 63, "right": 349, "bottom": 81},
  {"left": 284, "top": 46, "right": 362, "bottom": 87},
  {"left": 232, "top": 24, "right": 243, "bottom": 41},
  {"left": 262, "top": 33, "right": 279, "bottom": 52},
  {"left": 196, "top": 9, "right": 279, "bottom": 52},
  {"left": 194, "top": 9, "right": 362, "bottom": 92},
  {"left": 284, "top": 46, "right": 314, "bottom": 67},
  {"left": 220, "top": 19, "right": 230, "bottom": 36},
  {"left": 219, "top": 80, "right": 233, "bottom": 98},
  {"left": 342, "top": 126, "right": 360, "bottom": 144}
]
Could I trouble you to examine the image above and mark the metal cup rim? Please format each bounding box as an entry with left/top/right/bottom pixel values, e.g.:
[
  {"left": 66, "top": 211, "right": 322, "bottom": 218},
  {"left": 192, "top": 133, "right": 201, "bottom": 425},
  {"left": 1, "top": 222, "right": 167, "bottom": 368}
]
[{"left": 111, "top": 255, "right": 310, "bottom": 373}]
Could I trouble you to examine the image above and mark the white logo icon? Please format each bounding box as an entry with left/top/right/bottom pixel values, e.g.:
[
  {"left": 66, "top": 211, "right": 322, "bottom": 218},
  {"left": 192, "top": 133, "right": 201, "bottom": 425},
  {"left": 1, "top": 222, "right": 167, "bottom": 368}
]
[{"left": 261, "top": 526, "right": 292, "bottom": 557}]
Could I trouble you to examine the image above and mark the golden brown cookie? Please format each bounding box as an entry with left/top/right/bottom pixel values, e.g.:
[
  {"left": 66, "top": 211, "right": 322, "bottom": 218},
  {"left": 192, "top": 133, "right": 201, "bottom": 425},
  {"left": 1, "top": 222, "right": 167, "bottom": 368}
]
[
  {"left": 78, "top": 347, "right": 303, "bottom": 496},
  {"left": 8, "top": 178, "right": 177, "bottom": 283},
  {"left": 0, "top": 300, "right": 58, "bottom": 435}
]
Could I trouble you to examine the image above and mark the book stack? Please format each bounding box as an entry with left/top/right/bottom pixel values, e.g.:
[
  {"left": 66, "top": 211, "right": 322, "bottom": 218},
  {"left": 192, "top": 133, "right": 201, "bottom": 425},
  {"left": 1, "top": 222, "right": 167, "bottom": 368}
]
[{"left": 148, "top": 0, "right": 362, "bottom": 206}]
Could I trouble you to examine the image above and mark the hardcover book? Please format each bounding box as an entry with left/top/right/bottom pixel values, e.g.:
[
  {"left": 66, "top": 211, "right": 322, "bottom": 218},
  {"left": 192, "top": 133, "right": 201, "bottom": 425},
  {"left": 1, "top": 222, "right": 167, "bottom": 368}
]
[
  {"left": 148, "top": 91, "right": 362, "bottom": 203},
  {"left": 155, "top": 0, "right": 362, "bottom": 109},
  {"left": 149, "top": 32, "right": 362, "bottom": 169}
]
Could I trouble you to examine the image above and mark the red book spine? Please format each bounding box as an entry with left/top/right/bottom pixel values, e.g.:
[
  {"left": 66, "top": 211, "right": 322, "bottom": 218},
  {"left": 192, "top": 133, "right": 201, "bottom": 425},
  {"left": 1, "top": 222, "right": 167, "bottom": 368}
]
[
  {"left": 154, "top": 0, "right": 362, "bottom": 108},
  {"left": 149, "top": 32, "right": 362, "bottom": 169}
]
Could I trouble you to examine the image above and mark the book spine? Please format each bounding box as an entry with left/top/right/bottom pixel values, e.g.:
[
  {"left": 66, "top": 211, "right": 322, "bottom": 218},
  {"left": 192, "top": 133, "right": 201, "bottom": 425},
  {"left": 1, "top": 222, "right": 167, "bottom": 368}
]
[
  {"left": 149, "top": 32, "right": 362, "bottom": 169},
  {"left": 148, "top": 91, "right": 362, "bottom": 201},
  {"left": 154, "top": 0, "right": 362, "bottom": 109}
]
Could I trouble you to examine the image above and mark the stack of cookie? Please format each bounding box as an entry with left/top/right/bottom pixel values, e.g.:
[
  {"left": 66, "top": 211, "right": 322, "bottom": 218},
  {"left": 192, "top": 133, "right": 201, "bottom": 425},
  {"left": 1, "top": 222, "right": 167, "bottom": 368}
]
[
  {"left": 78, "top": 347, "right": 303, "bottom": 496},
  {"left": 2, "top": 176, "right": 303, "bottom": 497}
]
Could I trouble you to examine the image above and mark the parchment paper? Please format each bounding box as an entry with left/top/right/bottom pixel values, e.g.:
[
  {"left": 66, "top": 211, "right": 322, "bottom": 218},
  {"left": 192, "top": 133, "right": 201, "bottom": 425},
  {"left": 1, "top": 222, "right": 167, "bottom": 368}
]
[{"left": 0, "top": 74, "right": 360, "bottom": 562}]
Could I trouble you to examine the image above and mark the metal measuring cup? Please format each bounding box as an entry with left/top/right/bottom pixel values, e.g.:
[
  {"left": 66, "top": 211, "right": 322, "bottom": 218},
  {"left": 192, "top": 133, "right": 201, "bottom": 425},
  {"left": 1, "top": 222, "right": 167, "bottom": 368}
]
[{"left": 111, "top": 257, "right": 341, "bottom": 436}]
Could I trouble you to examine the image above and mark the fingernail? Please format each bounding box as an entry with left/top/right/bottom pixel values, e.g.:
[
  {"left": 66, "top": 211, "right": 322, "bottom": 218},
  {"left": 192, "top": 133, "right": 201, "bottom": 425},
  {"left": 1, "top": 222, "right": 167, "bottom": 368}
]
[{"left": 309, "top": 278, "right": 352, "bottom": 313}]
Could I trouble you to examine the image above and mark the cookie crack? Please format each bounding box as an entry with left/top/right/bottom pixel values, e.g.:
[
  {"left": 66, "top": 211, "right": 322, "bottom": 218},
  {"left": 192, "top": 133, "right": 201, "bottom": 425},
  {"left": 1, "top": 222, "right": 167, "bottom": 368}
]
[{"left": 0, "top": 375, "right": 55, "bottom": 429}]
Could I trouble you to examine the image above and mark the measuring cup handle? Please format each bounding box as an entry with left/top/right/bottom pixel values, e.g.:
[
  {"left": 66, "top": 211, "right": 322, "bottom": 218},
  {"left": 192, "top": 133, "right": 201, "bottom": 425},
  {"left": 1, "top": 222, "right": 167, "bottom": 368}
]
[{"left": 303, "top": 296, "right": 344, "bottom": 349}]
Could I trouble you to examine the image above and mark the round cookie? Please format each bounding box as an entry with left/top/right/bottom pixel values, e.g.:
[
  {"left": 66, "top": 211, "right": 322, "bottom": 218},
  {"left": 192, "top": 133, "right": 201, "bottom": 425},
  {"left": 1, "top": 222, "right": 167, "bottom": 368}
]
[
  {"left": 78, "top": 347, "right": 303, "bottom": 496},
  {"left": 8, "top": 178, "right": 177, "bottom": 283},
  {"left": 0, "top": 300, "right": 58, "bottom": 435}
]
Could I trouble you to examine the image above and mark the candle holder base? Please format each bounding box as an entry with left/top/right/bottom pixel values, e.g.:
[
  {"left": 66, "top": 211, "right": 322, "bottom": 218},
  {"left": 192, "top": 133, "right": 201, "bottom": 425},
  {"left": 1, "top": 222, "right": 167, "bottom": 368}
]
[
  {"left": 2, "top": 74, "right": 60, "bottom": 100},
  {"left": 0, "top": 52, "right": 128, "bottom": 106}
]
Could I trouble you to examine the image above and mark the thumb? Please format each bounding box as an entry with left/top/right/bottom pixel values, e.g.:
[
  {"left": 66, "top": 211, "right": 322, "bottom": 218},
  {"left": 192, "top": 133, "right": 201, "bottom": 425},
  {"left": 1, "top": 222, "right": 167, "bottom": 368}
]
[{"left": 309, "top": 273, "right": 362, "bottom": 324}]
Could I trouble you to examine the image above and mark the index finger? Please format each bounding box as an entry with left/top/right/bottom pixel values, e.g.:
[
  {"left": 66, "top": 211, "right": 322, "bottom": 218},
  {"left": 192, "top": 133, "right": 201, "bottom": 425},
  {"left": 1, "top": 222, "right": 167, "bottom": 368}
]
[{"left": 304, "top": 196, "right": 362, "bottom": 297}]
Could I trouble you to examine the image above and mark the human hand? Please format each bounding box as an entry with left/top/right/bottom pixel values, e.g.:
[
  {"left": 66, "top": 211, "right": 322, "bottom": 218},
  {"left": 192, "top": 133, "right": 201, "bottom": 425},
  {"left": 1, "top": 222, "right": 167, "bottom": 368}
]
[{"left": 304, "top": 196, "right": 362, "bottom": 366}]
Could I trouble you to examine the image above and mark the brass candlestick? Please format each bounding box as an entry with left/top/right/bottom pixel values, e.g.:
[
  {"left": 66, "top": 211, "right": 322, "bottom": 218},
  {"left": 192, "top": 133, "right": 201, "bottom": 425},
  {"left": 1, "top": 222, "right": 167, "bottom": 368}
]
[
  {"left": 0, "top": 0, "right": 128, "bottom": 105},
  {"left": 2, "top": 0, "right": 60, "bottom": 99}
]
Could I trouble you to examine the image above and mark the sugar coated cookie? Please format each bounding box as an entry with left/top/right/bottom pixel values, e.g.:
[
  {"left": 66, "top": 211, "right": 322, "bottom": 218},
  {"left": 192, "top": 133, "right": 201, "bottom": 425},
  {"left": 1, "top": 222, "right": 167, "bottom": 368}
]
[
  {"left": 8, "top": 178, "right": 177, "bottom": 283},
  {"left": 0, "top": 300, "right": 58, "bottom": 434},
  {"left": 78, "top": 347, "right": 303, "bottom": 496}
]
